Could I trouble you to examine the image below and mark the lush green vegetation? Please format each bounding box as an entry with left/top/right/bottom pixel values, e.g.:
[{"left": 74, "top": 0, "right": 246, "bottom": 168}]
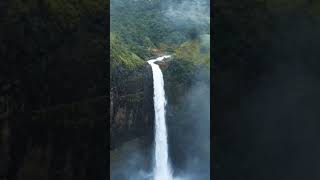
[
  {"left": 110, "top": 0, "right": 210, "bottom": 95},
  {"left": 110, "top": 0, "right": 210, "bottom": 139},
  {"left": 111, "top": 0, "right": 183, "bottom": 57},
  {"left": 110, "top": 0, "right": 209, "bottom": 61},
  {"left": 110, "top": 32, "right": 145, "bottom": 70}
]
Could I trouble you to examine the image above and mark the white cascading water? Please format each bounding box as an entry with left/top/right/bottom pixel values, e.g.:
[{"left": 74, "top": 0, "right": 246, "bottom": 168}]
[{"left": 148, "top": 55, "right": 173, "bottom": 180}]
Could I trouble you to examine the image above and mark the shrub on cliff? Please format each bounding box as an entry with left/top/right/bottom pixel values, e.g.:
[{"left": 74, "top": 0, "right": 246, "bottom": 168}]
[{"left": 110, "top": 32, "right": 145, "bottom": 70}]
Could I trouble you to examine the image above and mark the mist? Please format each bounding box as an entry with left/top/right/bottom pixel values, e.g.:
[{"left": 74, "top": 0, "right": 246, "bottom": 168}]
[
  {"left": 110, "top": 67, "right": 210, "bottom": 180},
  {"left": 110, "top": 138, "right": 153, "bottom": 180},
  {"left": 167, "top": 66, "right": 210, "bottom": 180},
  {"left": 165, "top": 11, "right": 210, "bottom": 177},
  {"left": 110, "top": 0, "right": 210, "bottom": 179},
  {"left": 163, "top": 1, "right": 210, "bottom": 178},
  {"left": 163, "top": 0, "right": 210, "bottom": 29}
]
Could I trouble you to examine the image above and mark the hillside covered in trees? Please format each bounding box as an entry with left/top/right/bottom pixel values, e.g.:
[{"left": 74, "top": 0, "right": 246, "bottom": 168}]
[{"left": 110, "top": 0, "right": 210, "bottom": 179}]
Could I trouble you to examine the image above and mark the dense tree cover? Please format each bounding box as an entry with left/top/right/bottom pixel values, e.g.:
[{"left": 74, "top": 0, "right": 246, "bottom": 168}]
[
  {"left": 110, "top": 0, "right": 209, "bottom": 60},
  {"left": 110, "top": 0, "right": 210, "bottom": 177},
  {"left": 110, "top": 32, "right": 145, "bottom": 70}
]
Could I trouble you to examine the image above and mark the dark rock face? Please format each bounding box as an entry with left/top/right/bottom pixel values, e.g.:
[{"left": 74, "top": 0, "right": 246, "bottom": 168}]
[
  {"left": 163, "top": 62, "right": 211, "bottom": 177},
  {"left": 110, "top": 63, "right": 154, "bottom": 150}
]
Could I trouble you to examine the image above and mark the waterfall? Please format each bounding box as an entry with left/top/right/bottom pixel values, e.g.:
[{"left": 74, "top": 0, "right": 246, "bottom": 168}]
[{"left": 148, "top": 55, "right": 173, "bottom": 180}]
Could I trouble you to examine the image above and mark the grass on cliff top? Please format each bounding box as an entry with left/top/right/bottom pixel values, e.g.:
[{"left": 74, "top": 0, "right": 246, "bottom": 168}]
[{"left": 110, "top": 32, "right": 145, "bottom": 70}]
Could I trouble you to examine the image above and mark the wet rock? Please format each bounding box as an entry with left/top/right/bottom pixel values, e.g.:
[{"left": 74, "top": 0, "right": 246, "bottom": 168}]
[{"left": 110, "top": 63, "right": 154, "bottom": 150}]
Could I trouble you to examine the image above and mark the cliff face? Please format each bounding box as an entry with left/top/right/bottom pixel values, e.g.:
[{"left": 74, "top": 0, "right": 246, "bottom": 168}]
[
  {"left": 110, "top": 31, "right": 155, "bottom": 151},
  {"left": 110, "top": 63, "right": 154, "bottom": 149}
]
